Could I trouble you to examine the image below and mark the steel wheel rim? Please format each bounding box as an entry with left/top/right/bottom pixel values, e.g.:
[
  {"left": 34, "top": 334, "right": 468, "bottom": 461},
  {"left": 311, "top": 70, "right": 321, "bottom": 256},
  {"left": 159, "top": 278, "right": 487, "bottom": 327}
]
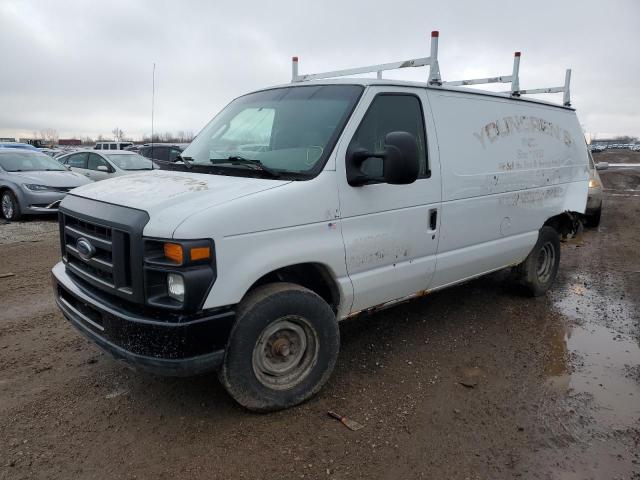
[
  {"left": 1, "top": 194, "right": 13, "bottom": 219},
  {"left": 252, "top": 316, "right": 319, "bottom": 390},
  {"left": 536, "top": 242, "right": 555, "bottom": 284}
]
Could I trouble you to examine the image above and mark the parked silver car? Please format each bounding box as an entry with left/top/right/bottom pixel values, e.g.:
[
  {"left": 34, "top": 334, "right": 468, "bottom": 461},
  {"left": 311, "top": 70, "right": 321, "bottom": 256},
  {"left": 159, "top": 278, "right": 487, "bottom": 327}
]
[
  {"left": 585, "top": 151, "right": 607, "bottom": 227},
  {"left": 0, "top": 148, "right": 91, "bottom": 220},
  {"left": 57, "top": 150, "right": 158, "bottom": 181}
]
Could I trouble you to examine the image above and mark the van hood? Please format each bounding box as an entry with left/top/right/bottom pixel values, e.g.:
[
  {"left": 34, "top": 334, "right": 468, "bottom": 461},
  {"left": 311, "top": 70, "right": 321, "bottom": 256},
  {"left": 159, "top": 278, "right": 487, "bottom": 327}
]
[{"left": 68, "top": 170, "right": 291, "bottom": 236}]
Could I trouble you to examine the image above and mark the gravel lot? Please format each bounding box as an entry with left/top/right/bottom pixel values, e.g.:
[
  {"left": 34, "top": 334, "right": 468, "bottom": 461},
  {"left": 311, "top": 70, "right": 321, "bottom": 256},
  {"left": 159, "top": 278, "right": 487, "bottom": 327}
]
[{"left": 1, "top": 151, "right": 638, "bottom": 480}]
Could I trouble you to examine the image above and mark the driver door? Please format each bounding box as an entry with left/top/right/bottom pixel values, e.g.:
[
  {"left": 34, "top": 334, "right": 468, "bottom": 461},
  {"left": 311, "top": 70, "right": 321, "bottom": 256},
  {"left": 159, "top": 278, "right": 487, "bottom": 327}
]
[
  {"left": 64, "top": 152, "right": 89, "bottom": 177},
  {"left": 336, "top": 87, "right": 442, "bottom": 314},
  {"left": 87, "top": 153, "right": 112, "bottom": 181}
]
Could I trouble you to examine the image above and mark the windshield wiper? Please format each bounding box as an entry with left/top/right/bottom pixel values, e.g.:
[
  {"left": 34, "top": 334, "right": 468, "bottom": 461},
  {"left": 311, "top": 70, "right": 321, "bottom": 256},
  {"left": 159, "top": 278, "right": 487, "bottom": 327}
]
[
  {"left": 176, "top": 155, "right": 193, "bottom": 169},
  {"left": 210, "top": 156, "right": 280, "bottom": 178}
]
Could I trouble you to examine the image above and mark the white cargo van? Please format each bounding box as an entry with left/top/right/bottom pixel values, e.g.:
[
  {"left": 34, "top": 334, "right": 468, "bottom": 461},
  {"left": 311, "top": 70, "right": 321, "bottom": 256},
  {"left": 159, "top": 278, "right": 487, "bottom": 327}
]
[
  {"left": 94, "top": 141, "right": 133, "bottom": 151},
  {"left": 52, "top": 33, "right": 588, "bottom": 411}
]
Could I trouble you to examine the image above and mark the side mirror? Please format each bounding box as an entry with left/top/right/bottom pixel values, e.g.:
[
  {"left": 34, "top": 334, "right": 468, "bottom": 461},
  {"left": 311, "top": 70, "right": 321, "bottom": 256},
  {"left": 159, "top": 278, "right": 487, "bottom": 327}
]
[
  {"left": 595, "top": 162, "right": 609, "bottom": 171},
  {"left": 97, "top": 165, "right": 109, "bottom": 172},
  {"left": 346, "top": 131, "right": 420, "bottom": 187}
]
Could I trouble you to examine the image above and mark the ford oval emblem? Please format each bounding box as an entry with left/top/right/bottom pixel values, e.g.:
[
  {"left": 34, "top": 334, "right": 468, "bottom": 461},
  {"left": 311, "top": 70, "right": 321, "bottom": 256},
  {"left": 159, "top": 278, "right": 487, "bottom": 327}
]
[{"left": 76, "top": 237, "right": 96, "bottom": 260}]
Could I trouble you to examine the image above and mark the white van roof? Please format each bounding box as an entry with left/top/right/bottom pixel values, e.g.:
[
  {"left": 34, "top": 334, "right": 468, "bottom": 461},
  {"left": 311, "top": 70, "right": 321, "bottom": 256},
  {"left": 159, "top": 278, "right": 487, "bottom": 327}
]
[{"left": 259, "top": 78, "right": 575, "bottom": 111}]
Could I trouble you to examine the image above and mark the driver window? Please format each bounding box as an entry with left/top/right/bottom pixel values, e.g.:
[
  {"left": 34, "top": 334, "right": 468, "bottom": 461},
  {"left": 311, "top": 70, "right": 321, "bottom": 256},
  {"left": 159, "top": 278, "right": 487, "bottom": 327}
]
[
  {"left": 88, "top": 153, "right": 109, "bottom": 171},
  {"left": 169, "top": 148, "right": 181, "bottom": 163},
  {"left": 349, "top": 94, "right": 429, "bottom": 178},
  {"left": 67, "top": 153, "right": 88, "bottom": 168}
]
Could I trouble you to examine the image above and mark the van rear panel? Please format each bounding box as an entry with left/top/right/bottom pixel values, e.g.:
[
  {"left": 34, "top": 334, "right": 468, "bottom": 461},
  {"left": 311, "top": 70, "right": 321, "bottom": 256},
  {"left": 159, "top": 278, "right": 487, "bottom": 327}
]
[{"left": 426, "top": 89, "right": 588, "bottom": 287}]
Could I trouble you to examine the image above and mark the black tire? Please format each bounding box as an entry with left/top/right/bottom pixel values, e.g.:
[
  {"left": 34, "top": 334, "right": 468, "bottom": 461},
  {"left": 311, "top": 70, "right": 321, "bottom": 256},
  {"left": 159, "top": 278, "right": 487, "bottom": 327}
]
[
  {"left": 515, "top": 226, "right": 561, "bottom": 297},
  {"left": 1, "top": 190, "right": 21, "bottom": 221},
  {"left": 584, "top": 208, "right": 601, "bottom": 228},
  {"left": 219, "top": 282, "right": 340, "bottom": 412}
]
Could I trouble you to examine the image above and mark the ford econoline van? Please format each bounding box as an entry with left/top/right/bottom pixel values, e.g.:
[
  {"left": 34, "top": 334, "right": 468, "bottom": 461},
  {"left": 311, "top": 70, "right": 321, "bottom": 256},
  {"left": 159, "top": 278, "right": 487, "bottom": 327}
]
[{"left": 52, "top": 35, "right": 589, "bottom": 411}]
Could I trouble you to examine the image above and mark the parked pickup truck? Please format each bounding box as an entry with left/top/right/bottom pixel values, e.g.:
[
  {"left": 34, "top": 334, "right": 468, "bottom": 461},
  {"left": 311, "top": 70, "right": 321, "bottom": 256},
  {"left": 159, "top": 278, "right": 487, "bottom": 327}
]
[{"left": 52, "top": 44, "right": 589, "bottom": 411}]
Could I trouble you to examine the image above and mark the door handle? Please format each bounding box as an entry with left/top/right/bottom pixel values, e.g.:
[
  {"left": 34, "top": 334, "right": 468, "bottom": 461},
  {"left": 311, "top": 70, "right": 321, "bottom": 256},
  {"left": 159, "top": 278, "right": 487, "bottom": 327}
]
[{"left": 429, "top": 209, "right": 438, "bottom": 231}]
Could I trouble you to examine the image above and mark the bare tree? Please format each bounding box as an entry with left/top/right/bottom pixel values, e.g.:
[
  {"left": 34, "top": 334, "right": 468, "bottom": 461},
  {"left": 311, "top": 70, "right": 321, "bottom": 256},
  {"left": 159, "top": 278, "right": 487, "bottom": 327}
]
[
  {"left": 39, "top": 129, "right": 58, "bottom": 146},
  {"left": 111, "top": 127, "right": 124, "bottom": 142}
]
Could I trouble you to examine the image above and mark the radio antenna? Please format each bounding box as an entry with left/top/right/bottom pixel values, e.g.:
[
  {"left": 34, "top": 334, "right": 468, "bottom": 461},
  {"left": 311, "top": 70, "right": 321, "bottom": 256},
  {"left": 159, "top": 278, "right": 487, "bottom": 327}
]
[{"left": 151, "top": 62, "right": 156, "bottom": 146}]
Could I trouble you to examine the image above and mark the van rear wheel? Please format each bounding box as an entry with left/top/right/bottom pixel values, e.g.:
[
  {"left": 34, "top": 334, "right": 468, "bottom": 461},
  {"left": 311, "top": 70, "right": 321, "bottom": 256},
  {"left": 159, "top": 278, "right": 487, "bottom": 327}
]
[
  {"left": 219, "top": 283, "right": 339, "bottom": 412},
  {"left": 516, "top": 226, "right": 560, "bottom": 297},
  {"left": 584, "top": 208, "right": 602, "bottom": 228}
]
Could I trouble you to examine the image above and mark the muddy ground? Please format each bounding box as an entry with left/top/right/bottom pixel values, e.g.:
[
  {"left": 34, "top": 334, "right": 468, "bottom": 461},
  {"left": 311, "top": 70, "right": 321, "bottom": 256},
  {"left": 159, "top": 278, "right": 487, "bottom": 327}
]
[{"left": 1, "top": 152, "right": 639, "bottom": 480}]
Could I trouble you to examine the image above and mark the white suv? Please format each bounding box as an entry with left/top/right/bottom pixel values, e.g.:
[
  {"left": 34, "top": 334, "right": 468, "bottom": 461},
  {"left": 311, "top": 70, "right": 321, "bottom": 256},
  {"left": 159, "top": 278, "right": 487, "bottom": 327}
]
[{"left": 94, "top": 141, "right": 133, "bottom": 151}]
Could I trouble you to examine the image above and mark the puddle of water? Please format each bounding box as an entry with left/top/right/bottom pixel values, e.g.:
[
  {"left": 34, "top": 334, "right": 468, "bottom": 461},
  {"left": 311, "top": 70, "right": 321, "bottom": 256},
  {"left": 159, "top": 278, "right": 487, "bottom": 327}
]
[
  {"left": 548, "top": 272, "right": 640, "bottom": 429},
  {"left": 556, "top": 323, "right": 639, "bottom": 426}
]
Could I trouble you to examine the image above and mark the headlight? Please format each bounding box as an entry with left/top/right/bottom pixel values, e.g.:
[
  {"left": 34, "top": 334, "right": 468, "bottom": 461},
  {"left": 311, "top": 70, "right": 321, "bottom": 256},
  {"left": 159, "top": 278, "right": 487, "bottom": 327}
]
[
  {"left": 167, "top": 273, "right": 185, "bottom": 302},
  {"left": 23, "top": 184, "right": 53, "bottom": 192},
  {"left": 144, "top": 238, "right": 215, "bottom": 311},
  {"left": 588, "top": 178, "right": 600, "bottom": 188}
]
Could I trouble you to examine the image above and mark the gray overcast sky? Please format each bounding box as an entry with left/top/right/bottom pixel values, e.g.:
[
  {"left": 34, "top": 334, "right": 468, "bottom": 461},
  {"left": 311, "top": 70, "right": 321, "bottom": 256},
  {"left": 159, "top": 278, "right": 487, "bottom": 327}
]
[{"left": 0, "top": 0, "right": 638, "bottom": 141}]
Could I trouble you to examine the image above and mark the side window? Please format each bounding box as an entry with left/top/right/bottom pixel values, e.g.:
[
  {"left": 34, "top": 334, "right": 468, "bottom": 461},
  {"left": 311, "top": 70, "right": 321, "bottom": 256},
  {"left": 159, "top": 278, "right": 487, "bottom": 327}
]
[
  {"left": 95, "top": 144, "right": 101, "bottom": 150},
  {"left": 67, "top": 153, "right": 88, "bottom": 168},
  {"left": 88, "top": 153, "right": 110, "bottom": 171},
  {"left": 169, "top": 148, "right": 181, "bottom": 162},
  {"left": 150, "top": 146, "right": 168, "bottom": 161},
  {"left": 349, "top": 94, "right": 429, "bottom": 178},
  {"left": 139, "top": 147, "right": 150, "bottom": 158},
  {"left": 109, "top": 144, "right": 117, "bottom": 150}
]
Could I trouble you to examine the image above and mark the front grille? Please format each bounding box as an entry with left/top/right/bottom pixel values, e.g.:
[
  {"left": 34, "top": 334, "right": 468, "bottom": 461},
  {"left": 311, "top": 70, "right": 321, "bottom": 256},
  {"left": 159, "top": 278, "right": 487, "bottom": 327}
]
[
  {"left": 52, "top": 186, "right": 74, "bottom": 193},
  {"left": 61, "top": 213, "right": 132, "bottom": 295}
]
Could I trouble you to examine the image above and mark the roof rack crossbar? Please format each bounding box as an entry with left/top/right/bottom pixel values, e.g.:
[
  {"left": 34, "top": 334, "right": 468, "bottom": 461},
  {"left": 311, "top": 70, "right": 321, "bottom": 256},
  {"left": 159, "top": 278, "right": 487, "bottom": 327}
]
[
  {"left": 292, "top": 31, "right": 443, "bottom": 85},
  {"left": 290, "top": 32, "right": 572, "bottom": 107},
  {"left": 292, "top": 56, "right": 433, "bottom": 83},
  {"left": 506, "top": 69, "right": 572, "bottom": 106},
  {"left": 443, "top": 75, "right": 513, "bottom": 87},
  {"left": 443, "top": 52, "right": 521, "bottom": 88}
]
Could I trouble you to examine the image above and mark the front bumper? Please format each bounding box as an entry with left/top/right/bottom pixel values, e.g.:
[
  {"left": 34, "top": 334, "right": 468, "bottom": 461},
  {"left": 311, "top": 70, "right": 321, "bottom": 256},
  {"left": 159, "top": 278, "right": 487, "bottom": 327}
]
[
  {"left": 21, "top": 190, "right": 66, "bottom": 214},
  {"left": 52, "top": 262, "right": 233, "bottom": 376}
]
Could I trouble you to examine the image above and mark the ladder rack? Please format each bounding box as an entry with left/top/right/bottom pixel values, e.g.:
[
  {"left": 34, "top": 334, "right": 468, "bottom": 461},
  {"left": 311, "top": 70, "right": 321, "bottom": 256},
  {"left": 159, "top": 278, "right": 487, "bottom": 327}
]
[{"left": 290, "top": 31, "right": 572, "bottom": 107}]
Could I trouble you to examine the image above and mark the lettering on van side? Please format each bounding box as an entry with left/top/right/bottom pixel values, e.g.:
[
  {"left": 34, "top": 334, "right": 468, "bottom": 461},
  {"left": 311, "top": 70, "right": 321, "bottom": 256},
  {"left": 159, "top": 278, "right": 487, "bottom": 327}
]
[
  {"left": 473, "top": 116, "right": 573, "bottom": 149},
  {"left": 498, "top": 186, "right": 565, "bottom": 207}
]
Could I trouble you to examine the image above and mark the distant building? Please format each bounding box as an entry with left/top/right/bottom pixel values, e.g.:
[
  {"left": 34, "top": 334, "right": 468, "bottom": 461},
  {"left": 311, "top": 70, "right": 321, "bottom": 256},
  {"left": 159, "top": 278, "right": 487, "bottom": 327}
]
[
  {"left": 58, "top": 138, "right": 81, "bottom": 146},
  {"left": 19, "top": 138, "right": 50, "bottom": 148}
]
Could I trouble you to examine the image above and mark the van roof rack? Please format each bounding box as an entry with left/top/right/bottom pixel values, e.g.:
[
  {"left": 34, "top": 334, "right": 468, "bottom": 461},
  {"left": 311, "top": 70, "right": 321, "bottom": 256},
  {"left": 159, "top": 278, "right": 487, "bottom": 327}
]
[{"left": 290, "top": 31, "right": 572, "bottom": 107}]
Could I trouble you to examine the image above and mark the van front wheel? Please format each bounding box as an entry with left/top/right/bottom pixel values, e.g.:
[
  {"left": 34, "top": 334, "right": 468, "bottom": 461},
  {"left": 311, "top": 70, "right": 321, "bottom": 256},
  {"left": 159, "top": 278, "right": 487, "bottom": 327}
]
[
  {"left": 516, "top": 226, "right": 561, "bottom": 297},
  {"left": 219, "top": 283, "right": 340, "bottom": 412}
]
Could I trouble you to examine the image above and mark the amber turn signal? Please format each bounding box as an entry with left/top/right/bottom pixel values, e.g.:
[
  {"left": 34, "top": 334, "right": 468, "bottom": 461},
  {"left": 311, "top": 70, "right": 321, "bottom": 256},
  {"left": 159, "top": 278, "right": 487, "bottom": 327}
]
[
  {"left": 163, "top": 243, "right": 184, "bottom": 264},
  {"left": 190, "top": 246, "right": 211, "bottom": 261}
]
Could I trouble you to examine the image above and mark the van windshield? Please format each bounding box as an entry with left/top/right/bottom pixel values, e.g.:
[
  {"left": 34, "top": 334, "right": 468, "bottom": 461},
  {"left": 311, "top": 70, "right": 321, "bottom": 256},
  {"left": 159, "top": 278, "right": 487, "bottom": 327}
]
[{"left": 182, "top": 85, "right": 363, "bottom": 179}]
